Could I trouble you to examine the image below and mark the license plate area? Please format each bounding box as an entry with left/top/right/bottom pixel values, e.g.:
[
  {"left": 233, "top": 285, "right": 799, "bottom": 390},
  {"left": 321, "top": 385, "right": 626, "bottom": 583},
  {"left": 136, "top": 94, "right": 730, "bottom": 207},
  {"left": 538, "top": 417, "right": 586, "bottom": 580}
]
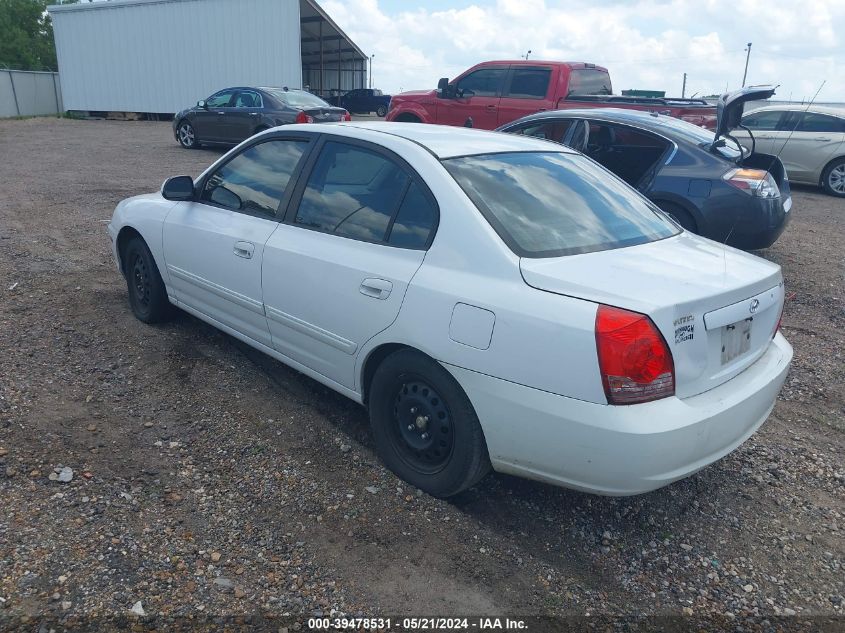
[{"left": 721, "top": 318, "right": 752, "bottom": 365}]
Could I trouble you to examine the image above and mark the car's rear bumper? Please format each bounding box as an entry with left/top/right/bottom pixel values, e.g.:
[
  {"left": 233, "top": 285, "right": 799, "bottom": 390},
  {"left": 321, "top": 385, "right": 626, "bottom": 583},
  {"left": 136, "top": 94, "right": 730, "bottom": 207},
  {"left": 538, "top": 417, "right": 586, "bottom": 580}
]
[
  {"left": 715, "top": 192, "right": 791, "bottom": 250},
  {"left": 443, "top": 333, "right": 792, "bottom": 495}
]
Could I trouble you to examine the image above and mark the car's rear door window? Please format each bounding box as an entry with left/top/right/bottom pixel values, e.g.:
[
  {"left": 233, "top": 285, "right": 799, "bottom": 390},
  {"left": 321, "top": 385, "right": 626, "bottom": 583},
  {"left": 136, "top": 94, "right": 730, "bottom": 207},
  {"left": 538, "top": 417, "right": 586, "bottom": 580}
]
[
  {"left": 290, "top": 141, "right": 438, "bottom": 248},
  {"left": 201, "top": 139, "right": 309, "bottom": 217},
  {"left": 504, "top": 68, "right": 552, "bottom": 99},
  {"left": 294, "top": 141, "right": 410, "bottom": 242},
  {"left": 234, "top": 90, "right": 262, "bottom": 108},
  {"left": 443, "top": 151, "right": 678, "bottom": 257},
  {"left": 794, "top": 112, "right": 845, "bottom": 133}
]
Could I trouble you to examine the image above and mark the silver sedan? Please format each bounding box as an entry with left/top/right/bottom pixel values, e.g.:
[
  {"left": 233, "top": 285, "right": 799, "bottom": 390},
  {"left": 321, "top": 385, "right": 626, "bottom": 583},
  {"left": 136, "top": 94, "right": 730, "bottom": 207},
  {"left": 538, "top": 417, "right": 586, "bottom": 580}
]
[{"left": 734, "top": 105, "right": 845, "bottom": 197}]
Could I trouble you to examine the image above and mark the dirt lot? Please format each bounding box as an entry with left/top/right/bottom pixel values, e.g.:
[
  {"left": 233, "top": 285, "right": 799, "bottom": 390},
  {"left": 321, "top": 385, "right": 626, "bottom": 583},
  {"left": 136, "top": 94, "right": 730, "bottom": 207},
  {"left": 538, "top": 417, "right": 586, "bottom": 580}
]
[{"left": 0, "top": 117, "right": 843, "bottom": 629}]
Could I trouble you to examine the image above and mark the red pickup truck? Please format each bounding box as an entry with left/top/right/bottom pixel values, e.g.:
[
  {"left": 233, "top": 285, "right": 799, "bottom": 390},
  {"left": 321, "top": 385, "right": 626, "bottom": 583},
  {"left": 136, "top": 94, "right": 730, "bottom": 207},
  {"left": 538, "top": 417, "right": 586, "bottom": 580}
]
[{"left": 386, "top": 61, "right": 717, "bottom": 130}]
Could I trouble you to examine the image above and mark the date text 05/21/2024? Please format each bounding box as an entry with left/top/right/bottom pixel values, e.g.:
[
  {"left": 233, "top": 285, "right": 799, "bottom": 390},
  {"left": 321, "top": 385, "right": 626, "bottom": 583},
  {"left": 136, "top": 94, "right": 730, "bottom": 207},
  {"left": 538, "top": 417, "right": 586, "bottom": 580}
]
[{"left": 307, "top": 617, "right": 528, "bottom": 630}]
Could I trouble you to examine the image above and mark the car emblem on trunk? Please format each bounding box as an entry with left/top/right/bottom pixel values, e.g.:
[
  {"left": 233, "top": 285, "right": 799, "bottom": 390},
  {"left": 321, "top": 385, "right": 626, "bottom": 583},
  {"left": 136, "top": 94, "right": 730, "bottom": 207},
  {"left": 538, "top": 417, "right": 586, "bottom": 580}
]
[{"left": 749, "top": 299, "right": 760, "bottom": 314}]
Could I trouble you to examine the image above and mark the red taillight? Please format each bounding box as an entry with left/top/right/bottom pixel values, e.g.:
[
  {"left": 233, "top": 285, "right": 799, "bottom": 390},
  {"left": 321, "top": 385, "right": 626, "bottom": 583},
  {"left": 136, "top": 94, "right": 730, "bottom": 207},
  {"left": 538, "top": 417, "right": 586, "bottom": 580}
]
[
  {"left": 295, "top": 111, "right": 314, "bottom": 124},
  {"left": 595, "top": 305, "right": 675, "bottom": 405},
  {"left": 342, "top": 110, "right": 352, "bottom": 121}
]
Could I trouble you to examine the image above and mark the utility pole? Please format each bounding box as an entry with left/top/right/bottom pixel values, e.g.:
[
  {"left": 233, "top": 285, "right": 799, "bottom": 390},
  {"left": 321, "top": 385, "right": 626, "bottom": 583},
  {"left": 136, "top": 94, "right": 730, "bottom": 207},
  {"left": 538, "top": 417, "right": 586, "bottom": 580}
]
[
  {"left": 742, "top": 42, "right": 752, "bottom": 87},
  {"left": 368, "top": 54, "right": 374, "bottom": 89},
  {"left": 522, "top": 49, "right": 532, "bottom": 60},
  {"left": 682, "top": 73, "right": 687, "bottom": 98}
]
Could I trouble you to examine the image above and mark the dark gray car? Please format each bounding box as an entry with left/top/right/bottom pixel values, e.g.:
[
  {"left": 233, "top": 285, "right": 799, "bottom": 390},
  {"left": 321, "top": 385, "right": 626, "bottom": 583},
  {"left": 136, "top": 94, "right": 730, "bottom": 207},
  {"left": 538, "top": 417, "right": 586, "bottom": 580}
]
[
  {"left": 173, "top": 87, "right": 350, "bottom": 149},
  {"left": 497, "top": 87, "right": 792, "bottom": 250}
]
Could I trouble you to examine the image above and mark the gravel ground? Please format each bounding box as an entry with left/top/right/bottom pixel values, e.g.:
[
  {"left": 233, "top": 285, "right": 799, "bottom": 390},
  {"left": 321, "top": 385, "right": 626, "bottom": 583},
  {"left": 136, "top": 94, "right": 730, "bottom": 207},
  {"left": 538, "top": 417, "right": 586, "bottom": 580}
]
[{"left": 0, "top": 117, "right": 842, "bottom": 630}]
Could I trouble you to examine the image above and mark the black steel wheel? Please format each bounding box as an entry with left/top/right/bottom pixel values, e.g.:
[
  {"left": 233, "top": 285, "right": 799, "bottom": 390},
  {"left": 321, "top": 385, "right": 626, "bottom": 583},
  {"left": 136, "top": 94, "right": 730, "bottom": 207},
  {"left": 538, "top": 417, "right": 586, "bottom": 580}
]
[
  {"left": 392, "top": 379, "right": 455, "bottom": 474},
  {"left": 122, "top": 236, "right": 173, "bottom": 323},
  {"left": 369, "top": 349, "right": 490, "bottom": 497}
]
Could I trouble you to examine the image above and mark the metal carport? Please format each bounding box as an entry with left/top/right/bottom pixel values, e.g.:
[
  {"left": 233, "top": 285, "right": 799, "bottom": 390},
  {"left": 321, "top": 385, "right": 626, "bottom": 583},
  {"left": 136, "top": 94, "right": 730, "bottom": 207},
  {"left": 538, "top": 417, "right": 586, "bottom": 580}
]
[{"left": 300, "top": 0, "right": 368, "bottom": 101}]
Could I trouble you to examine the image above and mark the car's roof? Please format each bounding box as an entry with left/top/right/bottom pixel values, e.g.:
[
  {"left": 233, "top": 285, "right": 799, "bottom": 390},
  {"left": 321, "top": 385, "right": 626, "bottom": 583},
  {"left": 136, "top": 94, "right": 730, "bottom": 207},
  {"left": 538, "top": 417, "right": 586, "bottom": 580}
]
[
  {"left": 257, "top": 87, "right": 311, "bottom": 94},
  {"left": 510, "top": 107, "right": 677, "bottom": 126},
  {"left": 744, "top": 104, "right": 845, "bottom": 118},
  {"left": 337, "top": 122, "right": 576, "bottom": 159}
]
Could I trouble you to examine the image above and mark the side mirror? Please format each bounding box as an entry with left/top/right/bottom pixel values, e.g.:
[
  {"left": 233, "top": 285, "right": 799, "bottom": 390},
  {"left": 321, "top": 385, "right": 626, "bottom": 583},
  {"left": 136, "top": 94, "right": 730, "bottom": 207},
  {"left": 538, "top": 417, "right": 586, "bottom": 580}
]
[
  {"left": 197, "top": 100, "right": 207, "bottom": 109},
  {"left": 161, "top": 175, "right": 195, "bottom": 201},
  {"left": 437, "top": 77, "right": 450, "bottom": 98}
]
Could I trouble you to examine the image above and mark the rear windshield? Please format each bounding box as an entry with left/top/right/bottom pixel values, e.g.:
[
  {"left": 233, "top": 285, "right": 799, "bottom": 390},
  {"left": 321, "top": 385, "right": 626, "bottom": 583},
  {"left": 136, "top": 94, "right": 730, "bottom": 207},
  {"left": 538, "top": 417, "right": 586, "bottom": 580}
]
[
  {"left": 443, "top": 152, "right": 679, "bottom": 258},
  {"left": 266, "top": 90, "right": 329, "bottom": 109},
  {"left": 568, "top": 69, "right": 612, "bottom": 96}
]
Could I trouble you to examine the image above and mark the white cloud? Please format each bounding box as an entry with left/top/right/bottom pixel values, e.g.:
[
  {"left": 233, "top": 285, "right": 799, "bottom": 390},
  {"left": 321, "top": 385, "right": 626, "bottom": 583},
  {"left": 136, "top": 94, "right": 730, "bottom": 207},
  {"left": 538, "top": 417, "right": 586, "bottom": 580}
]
[{"left": 323, "top": 0, "right": 845, "bottom": 101}]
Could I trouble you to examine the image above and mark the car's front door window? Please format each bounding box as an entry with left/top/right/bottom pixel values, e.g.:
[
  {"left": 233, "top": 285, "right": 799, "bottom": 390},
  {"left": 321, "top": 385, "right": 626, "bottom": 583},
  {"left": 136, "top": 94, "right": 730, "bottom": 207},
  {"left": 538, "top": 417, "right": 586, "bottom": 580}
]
[
  {"left": 201, "top": 139, "right": 309, "bottom": 217},
  {"left": 742, "top": 110, "right": 783, "bottom": 131},
  {"left": 206, "top": 90, "right": 235, "bottom": 108},
  {"left": 456, "top": 68, "right": 506, "bottom": 97}
]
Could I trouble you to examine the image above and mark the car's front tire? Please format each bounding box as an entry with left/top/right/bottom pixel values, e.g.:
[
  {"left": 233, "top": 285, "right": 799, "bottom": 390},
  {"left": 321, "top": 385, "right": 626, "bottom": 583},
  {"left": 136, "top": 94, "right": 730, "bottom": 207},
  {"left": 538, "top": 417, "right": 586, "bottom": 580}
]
[
  {"left": 176, "top": 120, "right": 198, "bottom": 149},
  {"left": 122, "top": 236, "right": 173, "bottom": 324},
  {"left": 368, "top": 349, "right": 490, "bottom": 497},
  {"left": 376, "top": 105, "right": 388, "bottom": 117},
  {"left": 821, "top": 158, "right": 845, "bottom": 197}
]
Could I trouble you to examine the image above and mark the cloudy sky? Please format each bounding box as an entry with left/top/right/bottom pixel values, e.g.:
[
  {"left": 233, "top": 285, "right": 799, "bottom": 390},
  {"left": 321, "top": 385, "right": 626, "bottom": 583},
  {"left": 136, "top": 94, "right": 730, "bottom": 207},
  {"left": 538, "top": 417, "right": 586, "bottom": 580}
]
[{"left": 323, "top": 0, "right": 844, "bottom": 102}]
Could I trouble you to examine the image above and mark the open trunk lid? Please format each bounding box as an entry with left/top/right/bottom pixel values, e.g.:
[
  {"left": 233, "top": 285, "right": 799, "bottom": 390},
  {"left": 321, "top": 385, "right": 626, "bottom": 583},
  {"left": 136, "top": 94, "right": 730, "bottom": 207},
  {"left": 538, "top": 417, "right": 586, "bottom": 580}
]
[
  {"left": 520, "top": 233, "right": 784, "bottom": 399},
  {"left": 712, "top": 85, "right": 777, "bottom": 147}
]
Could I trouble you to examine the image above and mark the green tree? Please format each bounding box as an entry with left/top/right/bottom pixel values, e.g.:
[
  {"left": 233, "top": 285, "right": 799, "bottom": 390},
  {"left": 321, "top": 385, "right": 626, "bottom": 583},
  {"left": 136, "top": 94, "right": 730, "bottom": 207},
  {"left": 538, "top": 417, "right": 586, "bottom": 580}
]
[{"left": 0, "top": 0, "right": 57, "bottom": 71}]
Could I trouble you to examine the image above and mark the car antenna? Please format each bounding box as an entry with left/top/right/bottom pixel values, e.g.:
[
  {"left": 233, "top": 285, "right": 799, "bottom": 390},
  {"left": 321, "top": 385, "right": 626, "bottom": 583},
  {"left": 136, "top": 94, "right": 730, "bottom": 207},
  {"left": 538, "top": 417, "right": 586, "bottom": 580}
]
[{"left": 722, "top": 80, "right": 826, "bottom": 247}]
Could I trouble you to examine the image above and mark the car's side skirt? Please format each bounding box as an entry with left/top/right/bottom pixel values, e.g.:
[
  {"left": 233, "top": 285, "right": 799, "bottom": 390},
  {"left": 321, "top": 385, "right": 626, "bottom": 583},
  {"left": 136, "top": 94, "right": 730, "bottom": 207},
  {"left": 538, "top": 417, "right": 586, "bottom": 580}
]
[{"left": 173, "top": 299, "right": 364, "bottom": 405}]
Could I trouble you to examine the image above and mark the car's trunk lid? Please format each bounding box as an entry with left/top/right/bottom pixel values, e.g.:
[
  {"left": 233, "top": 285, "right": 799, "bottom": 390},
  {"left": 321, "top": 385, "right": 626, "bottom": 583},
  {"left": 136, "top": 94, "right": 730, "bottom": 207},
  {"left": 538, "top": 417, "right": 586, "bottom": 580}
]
[
  {"left": 712, "top": 85, "right": 777, "bottom": 147},
  {"left": 520, "top": 233, "right": 784, "bottom": 398},
  {"left": 302, "top": 106, "right": 347, "bottom": 122}
]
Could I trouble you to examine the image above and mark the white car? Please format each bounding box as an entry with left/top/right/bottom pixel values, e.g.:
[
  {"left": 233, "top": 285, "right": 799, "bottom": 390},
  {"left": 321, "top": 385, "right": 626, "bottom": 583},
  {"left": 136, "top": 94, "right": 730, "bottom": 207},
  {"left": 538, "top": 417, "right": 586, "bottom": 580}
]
[{"left": 108, "top": 122, "right": 793, "bottom": 497}]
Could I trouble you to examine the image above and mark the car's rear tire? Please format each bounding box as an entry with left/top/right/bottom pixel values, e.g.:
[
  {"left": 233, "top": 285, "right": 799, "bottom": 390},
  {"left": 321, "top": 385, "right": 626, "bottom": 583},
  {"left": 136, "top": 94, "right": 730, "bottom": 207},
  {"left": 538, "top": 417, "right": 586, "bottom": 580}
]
[
  {"left": 122, "top": 236, "right": 173, "bottom": 324},
  {"left": 657, "top": 201, "right": 697, "bottom": 233},
  {"left": 176, "top": 120, "right": 199, "bottom": 149},
  {"left": 376, "top": 105, "right": 388, "bottom": 117},
  {"left": 821, "top": 158, "right": 845, "bottom": 197},
  {"left": 368, "top": 349, "right": 490, "bottom": 497}
]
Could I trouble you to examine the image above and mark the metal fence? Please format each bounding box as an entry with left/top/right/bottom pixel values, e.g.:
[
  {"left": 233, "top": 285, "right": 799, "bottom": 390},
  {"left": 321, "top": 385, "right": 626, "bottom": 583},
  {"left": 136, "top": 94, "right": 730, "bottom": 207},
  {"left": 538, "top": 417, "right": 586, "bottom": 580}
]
[{"left": 0, "top": 69, "right": 63, "bottom": 118}]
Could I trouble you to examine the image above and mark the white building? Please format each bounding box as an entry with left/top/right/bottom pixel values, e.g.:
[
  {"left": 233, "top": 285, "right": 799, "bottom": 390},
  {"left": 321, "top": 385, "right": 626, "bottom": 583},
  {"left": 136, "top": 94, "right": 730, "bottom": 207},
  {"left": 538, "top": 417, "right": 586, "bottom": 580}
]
[{"left": 48, "top": 0, "right": 368, "bottom": 114}]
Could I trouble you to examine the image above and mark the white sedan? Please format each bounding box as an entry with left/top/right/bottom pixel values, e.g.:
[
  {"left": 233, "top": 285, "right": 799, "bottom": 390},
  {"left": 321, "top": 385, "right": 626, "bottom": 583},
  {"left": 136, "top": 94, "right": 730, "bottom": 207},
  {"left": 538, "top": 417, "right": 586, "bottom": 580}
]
[{"left": 108, "top": 122, "right": 792, "bottom": 497}]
